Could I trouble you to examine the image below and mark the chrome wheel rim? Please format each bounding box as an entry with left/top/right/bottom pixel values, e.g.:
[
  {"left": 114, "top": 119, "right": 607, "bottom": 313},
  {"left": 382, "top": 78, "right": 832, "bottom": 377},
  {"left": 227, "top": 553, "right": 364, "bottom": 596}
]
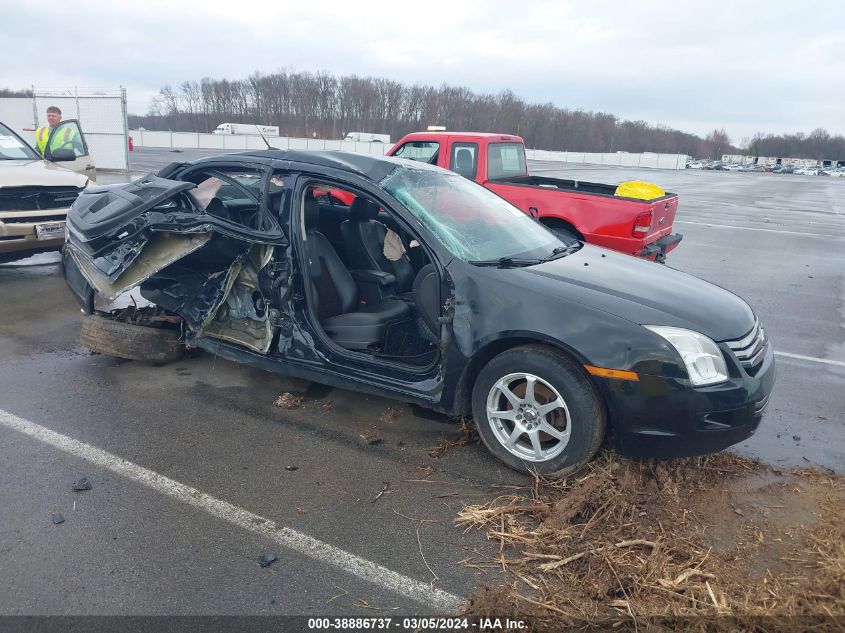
[{"left": 485, "top": 372, "right": 571, "bottom": 462}]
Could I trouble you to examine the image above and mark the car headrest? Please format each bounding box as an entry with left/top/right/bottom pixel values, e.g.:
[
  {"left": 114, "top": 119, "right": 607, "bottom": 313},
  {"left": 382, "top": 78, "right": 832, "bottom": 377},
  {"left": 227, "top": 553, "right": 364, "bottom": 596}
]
[
  {"left": 456, "top": 148, "right": 473, "bottom": 169},
  {"left": 349, "top": 197, "right": 380, "bottom": 221},
  {"left": 304, "top": 195, "right": 320, "bottom": 230}
]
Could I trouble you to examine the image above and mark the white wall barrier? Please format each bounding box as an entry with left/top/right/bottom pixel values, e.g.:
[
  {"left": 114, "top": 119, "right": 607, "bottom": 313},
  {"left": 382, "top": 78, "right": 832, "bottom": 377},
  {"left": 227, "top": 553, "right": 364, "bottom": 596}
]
[
  {"left": 639, "top": 154, "right": 659, "bottom": 169},
  {"left": 138, "top": 130, "right": 171, "bottom": 147},
  {"left": 129, "top": 130, "right": 396, "bottom": 157},
  {"left": 0, "top": 98, "right": 38, "bottom": 139},
  {"left": 227, "top": 135, "right": 249, "bottom": 150},
  {"left": 2, "top": 89, "right": 130, "bottom": 172},
  {"left": 129, "top": 130, "right": 686, "bottom": 169},
  {"left": 172, "top": 132, "right": 199, "bottom": 149},
  {"left": 525, "top": 147, "right": 688, "bottom": 170},
  {"left": 197, "top": 133, "right": 226, "bottom": 149},
  {"left": 620, "top": 153, "right": 640, "bottom": 167}
]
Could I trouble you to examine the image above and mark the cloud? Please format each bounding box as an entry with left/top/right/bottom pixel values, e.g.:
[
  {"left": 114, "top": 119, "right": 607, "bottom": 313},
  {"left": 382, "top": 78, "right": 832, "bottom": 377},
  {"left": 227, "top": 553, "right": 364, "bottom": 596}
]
[{"left": 2, "top": 0, "right": 842, "bottom": 140}]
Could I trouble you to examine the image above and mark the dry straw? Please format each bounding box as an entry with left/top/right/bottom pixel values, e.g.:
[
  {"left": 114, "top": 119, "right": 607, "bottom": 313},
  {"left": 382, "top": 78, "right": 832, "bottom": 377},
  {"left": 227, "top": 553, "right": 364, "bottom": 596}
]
[{"left": 457, "top": 450, "right": 844, "bottom": 632}]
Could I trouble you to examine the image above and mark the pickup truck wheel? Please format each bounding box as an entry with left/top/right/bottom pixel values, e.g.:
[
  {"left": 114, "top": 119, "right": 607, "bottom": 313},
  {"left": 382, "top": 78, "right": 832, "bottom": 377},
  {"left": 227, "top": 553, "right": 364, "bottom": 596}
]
[
  {"left": 472, "top": 345, "right": 605, "bottom": 477},
  {"left": 80, "top": 315, "right": 183, "bottom": 364}
]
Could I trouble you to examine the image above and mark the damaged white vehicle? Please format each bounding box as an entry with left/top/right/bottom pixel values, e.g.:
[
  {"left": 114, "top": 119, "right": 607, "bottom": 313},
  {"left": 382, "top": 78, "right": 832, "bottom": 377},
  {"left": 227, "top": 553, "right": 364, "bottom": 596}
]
[{"left": 1, "top": 120, "right": 93, "bottom": 262}]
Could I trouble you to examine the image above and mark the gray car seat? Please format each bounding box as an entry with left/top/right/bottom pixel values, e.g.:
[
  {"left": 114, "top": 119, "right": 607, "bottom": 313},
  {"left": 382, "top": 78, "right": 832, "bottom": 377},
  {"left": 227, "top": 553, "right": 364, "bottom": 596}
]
[
  {"left": 303, "top": 195, "right": 409, "bottom": 350},
  {"left": 340, "top": 197, "right": 416, "bottom": 295},
  {"left": 454, "top": 148, "right": 475, "bottom": 178}
]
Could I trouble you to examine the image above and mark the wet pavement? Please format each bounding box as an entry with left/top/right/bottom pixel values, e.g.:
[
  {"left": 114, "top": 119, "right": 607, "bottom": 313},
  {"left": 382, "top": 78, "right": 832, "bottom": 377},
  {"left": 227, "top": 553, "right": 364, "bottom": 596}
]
[
  {"left": 0, "top": 155, "right": 842, "bottom": 616},
  {"left": 529, "top": 162, "right": 845, "bottom": 473}
]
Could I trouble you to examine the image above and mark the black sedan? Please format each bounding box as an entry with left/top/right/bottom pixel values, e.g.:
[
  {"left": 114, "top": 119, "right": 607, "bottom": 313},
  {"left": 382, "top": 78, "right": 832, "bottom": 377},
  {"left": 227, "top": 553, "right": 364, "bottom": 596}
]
[{"left": 62, "top": 150, "right": 775, "bottom": 476}]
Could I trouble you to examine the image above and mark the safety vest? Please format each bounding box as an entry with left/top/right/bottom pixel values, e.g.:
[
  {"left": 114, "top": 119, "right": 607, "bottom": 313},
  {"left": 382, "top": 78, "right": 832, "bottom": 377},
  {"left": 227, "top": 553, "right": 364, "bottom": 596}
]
[
  {"left": 35, "top": 125, "right": 77, "bottom": 156},
  {"left": 35, "top": 127, "right": 50, "bottom": 155}
]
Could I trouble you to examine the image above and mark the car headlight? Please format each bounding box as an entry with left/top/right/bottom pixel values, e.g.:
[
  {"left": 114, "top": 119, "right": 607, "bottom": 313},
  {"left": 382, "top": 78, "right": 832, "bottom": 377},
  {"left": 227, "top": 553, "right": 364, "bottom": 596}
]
[{"left": 644, "top": 326, "right": 728, "bottom": 386}]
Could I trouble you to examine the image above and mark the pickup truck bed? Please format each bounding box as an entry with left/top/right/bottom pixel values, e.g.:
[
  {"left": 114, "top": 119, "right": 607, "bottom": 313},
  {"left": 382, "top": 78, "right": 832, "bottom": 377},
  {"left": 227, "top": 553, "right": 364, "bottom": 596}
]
[
  {"left": 388, "top": 131, "right": 683, "bottom": 261},
  {"left": 485, "top": 175, "right": 680, "bottom": 260},
  {"left": 491, "top": 174, "right": 670, "bottom": 199}
]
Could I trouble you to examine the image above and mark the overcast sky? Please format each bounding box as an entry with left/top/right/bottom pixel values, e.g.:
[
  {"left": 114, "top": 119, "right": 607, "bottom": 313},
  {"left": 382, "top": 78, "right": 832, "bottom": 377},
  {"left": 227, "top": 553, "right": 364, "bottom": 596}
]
[{"left": 4, "top": 0, "right": 843, "bottom": 143}]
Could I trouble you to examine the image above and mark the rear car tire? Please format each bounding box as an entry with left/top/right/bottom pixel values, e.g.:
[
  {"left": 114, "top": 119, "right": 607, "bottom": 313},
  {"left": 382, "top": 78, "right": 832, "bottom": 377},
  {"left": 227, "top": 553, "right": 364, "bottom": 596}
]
[
  {"left": 472, "top": 345, "right": 605, "bottom": 477},
  {"left": 80, "top": 315, "right": 183, "bottom": 364}
]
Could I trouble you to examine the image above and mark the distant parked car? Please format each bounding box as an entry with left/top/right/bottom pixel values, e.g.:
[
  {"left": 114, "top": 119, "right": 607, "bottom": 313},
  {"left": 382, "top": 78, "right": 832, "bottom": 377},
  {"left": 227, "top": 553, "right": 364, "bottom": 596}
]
[
  {"left": 724, "top": 164, "right": 743, "bottom": 172},
  {"left": 828, "top": 168, "right": 845, "bottom": 178},
  {"left": 797, "top": 166, "right": 825, "bottom": 176},
  {"left": 687, "top": 161, "right": 705, "bottom": 170}
]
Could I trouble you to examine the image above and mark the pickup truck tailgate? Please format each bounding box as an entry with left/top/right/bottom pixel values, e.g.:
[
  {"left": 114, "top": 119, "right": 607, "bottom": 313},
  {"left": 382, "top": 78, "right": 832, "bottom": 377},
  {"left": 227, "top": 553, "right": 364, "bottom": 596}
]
[
  {"left": 634, "top": 195, "right": 681, "bottom": 262},
  {"left": 645, "top": 195, "right": 679, "bottom": 240}
]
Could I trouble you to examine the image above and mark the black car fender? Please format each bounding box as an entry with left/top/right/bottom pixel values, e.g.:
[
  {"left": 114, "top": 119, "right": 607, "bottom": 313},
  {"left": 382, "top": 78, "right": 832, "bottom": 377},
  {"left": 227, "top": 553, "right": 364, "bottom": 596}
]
[{"left": 441, "top": 263, "right": 686, "bottom": 417}]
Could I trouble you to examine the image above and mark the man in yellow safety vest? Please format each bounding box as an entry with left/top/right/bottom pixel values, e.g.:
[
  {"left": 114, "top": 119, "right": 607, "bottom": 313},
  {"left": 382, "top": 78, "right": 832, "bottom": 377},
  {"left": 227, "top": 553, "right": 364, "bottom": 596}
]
[{"left": 34, "top": 106, "right": 78, "bottom": 157}]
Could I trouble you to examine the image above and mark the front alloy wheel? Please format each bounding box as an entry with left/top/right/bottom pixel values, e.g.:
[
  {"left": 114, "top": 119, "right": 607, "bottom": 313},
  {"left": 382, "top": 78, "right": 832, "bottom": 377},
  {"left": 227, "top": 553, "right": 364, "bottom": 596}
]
[
  {"left": 486, "top": 373, "right": 571, "bottom": 462},
  {"left": 472, "top": 345, "right": 605, "bottom": 476}
]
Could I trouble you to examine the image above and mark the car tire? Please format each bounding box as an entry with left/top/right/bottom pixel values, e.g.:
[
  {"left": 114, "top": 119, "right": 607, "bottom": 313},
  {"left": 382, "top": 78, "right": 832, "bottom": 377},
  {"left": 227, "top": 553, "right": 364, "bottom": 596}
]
[
  {"left": 80, "top": 315, "right": 183, "bottom": 364},
  {"left": 472, "top": 345, "right": 605, "bottom": 477}
]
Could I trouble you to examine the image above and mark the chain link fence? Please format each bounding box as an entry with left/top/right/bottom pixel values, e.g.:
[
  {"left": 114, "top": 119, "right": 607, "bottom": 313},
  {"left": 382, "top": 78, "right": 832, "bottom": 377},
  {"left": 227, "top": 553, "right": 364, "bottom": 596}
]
[
  {"left": 0, "top": 87, "right": 130, "bottom": 173},
  {"left": 33, "top": 87, "right": 130, "bottom": 173}
]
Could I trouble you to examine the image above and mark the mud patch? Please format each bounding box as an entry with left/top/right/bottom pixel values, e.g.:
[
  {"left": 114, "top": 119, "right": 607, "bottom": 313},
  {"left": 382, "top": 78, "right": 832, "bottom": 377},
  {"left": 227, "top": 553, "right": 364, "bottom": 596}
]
[
  {"left": 457, "top": 450, "right": 845, "bottom": 632},
  {"left": 274, "top": 392, "right": 304, "bottom": 410}
]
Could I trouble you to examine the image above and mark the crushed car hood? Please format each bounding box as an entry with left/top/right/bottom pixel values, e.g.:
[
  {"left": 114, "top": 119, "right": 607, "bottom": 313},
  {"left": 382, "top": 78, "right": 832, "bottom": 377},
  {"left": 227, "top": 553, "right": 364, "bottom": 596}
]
[
  {"left": 68, "top": 175, "right": 196, "bottom": 240},
  {"left": 519, "top": 244, "right": 754, "bottom": 341},
  {"left": 0, "top": 159, "right": 88, "bottom": 188}
]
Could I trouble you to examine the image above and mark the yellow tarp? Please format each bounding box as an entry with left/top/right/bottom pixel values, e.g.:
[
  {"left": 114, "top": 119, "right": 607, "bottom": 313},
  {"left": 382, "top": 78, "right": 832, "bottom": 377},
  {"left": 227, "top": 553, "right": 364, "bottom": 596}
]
[{"left": 614, "top": 180, "right": 665, "bottom": 200}]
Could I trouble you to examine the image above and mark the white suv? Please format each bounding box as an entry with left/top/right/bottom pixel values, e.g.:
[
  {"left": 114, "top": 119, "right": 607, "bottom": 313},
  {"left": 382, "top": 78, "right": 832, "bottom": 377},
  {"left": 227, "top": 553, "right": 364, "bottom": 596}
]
[{"left": 0, "top": 121, "right": 93, "bottom": 262}]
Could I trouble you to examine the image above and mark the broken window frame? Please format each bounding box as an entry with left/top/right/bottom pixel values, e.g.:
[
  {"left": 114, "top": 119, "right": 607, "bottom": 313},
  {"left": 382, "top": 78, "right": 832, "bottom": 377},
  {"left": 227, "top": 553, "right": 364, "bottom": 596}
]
[{"left": 175, "top": 162, "right": 285, "bottom": 239}]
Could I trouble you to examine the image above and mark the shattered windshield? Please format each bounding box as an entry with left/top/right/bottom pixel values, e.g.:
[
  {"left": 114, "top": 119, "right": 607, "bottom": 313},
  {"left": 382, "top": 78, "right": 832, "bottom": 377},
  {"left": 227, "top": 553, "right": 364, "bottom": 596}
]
[
  {"left": 0, "top": 123, "right": 40, "bottom": 160},
  {"left": 381, "top": 166, "right": 561, "bottom": 262}
]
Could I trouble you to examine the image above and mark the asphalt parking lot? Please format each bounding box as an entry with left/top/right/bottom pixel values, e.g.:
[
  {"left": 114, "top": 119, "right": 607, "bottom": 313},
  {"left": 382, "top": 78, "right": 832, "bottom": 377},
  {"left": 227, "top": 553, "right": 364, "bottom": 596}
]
[{"left": 1, "top": 148, "right": 843, "bottom": 616}]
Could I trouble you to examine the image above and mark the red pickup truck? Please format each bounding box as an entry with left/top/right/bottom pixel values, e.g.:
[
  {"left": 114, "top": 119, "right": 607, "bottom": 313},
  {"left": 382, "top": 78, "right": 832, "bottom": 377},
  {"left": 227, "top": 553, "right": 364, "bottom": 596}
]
[{"left": 386, "top": 132, "right": 682, "bottom": 261}]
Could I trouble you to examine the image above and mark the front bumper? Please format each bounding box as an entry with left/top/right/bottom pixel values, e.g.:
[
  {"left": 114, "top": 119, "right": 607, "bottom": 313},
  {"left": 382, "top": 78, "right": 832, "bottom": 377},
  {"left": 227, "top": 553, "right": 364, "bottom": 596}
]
[
  {"left": 0, "top": 208, "right": 68, "bottom": 261},
  {"left": 596, "top": 342, "right": 776, "bottom": 458}
]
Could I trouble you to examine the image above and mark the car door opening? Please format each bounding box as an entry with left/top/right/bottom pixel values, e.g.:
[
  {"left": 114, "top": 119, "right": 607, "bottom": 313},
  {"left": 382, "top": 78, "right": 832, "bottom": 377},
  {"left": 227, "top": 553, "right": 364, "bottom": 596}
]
[{"left": 298, "top": 183, "right": 441, "bottom": 367}]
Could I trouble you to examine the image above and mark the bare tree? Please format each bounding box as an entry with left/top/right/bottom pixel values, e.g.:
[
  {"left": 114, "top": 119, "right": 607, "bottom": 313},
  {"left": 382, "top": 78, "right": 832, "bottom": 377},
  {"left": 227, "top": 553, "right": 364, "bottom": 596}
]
[
  {"left": 701, "top": 129, "right": 731, "bottom": 160},
  {"left": 0, "top": 87, "right": 33, "bottom": 98},
  {"left": 135, "top": 69, "right": 838, "bottom": 158}
]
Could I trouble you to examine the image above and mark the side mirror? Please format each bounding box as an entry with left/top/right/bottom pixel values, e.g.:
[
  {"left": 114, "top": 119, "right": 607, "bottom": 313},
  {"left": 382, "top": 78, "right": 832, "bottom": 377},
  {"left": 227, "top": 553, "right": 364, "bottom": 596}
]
[{"left": 50, "top": 148, "right": 76, "bottom": 162}]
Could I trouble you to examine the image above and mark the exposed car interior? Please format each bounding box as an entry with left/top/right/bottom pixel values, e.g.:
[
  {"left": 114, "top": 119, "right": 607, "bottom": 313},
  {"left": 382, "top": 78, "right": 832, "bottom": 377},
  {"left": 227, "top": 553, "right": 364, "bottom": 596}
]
[
  {"left": 300, "top": 184, "right": 440, "bottom": 366},
  {"left": 181, "top": 166, "right": 287, "bottom": 231}
]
